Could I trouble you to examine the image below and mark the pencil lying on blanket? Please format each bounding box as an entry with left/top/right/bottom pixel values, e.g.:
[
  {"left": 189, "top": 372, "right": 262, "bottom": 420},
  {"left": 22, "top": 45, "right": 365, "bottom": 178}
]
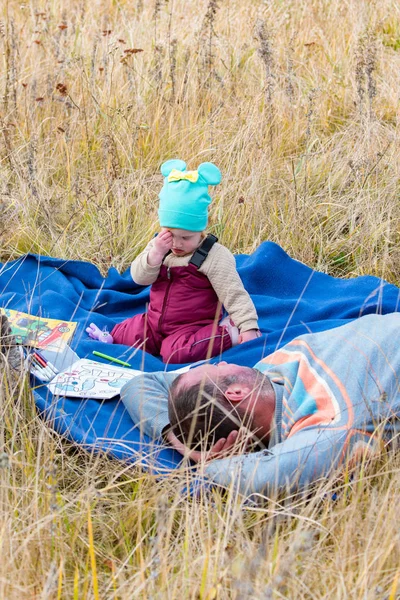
[{"left": 92, "top": 350, "right": 131, "bottom": 368}]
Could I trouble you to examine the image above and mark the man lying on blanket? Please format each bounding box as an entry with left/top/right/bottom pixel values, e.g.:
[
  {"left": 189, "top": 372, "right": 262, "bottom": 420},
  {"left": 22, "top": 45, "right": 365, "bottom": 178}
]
[{"left": 121, "top": 313, "right": 400, "bottom": 497}]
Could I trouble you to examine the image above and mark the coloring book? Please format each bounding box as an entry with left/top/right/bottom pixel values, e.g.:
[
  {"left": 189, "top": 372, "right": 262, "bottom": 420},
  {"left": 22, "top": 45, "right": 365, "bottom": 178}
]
[
  {"left": 1, "top": 308, "right": 77, "bottom": 350},
  {"left": 46, "top": 358, "right": 192, "bottom": 399},
  {"left": 46, "top": 359, "right": 142, "bottom": 399}
]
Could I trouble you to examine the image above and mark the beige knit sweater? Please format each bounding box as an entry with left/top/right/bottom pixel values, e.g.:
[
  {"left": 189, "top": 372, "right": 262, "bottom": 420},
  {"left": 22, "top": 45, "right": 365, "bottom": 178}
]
[{"left": 130, "top": 238, "right": 259, "bottom": 332}]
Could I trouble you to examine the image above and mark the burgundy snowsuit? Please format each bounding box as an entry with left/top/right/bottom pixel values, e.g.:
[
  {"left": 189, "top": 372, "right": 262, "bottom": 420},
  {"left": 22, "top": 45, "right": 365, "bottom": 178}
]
[{"left": 111, "top": 260, "right": 232, "bottom": 364}]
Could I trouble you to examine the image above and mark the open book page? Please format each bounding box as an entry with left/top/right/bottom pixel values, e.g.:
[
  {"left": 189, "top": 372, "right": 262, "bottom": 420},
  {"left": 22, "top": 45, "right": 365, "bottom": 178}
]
[
  {"left": 47, "top": 359, "right": 143, "bottom": 399},
  {"left": 46, "top": 359, "right": 193, "bottom": 399}
]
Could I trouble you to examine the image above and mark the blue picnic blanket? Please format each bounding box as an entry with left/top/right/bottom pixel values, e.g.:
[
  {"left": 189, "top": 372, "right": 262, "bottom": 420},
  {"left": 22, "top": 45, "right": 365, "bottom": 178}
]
[{"left": 1, "top": 242, "right": 399, "bottom": 472}]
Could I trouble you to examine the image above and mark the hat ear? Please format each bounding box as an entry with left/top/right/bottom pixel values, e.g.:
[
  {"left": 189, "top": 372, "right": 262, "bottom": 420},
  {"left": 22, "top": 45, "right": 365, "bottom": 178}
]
[
  {"left": 160, "top": 159, "right": 187, "bottom": 177},
  {"left": 197, "top": 162, "right": 222, "bottom": 185}
]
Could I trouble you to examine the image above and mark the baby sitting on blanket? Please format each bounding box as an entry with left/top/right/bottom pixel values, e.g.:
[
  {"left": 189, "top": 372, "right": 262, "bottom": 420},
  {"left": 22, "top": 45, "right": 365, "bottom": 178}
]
[{"left": 87, "top": 159, "right": 260, "bottom": 363}]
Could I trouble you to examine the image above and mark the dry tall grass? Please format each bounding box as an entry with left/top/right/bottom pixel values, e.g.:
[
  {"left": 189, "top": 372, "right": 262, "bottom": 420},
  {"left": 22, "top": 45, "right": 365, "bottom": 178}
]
[{"left": 1, "top": 0, "right": 400, "bottom": 597}]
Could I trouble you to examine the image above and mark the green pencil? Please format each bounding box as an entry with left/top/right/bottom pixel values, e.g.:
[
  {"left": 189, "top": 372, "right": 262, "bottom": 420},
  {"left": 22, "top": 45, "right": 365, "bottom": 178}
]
[{"left": 92, "top": 350, "right": 131, "bottom": 368}]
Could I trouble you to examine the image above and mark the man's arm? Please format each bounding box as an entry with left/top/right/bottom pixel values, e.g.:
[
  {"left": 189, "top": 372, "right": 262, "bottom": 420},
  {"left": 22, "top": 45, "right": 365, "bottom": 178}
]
[
  {"left": 120, "top": 372, "right": 178, "bottom": 439},
  {"left": 202, "top": 427, "right": 355, "bottom": 497}
]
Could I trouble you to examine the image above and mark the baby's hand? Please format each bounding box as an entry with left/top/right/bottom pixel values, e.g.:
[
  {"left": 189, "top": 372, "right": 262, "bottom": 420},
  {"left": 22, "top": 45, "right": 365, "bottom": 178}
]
[
  {"left": 238, "top": 329, "right": 261, "bottom": 344},
  {"left": 154, "top": 229, "right": 173, "bottom": 255},
  {"left": 148, "top": 229, "right": 173, "bottom": 266}
]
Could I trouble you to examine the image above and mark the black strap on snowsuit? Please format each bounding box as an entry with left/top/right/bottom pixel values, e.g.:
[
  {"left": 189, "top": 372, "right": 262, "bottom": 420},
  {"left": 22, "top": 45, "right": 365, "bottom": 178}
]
[
  {"left": 162, "top": 234, "right": 218, "bottom": 269},
  {"left": 188, "top": 234, "right": 218, "bottom": 269}
]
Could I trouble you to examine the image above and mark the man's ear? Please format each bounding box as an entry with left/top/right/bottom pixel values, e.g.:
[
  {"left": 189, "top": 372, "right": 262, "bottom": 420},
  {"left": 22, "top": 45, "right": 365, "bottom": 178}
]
[{"left": 224, "top": 383, "right": 250, "bottom": 403}]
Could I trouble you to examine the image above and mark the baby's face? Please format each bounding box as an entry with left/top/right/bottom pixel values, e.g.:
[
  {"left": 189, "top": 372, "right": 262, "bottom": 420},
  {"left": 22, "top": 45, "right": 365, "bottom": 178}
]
[{"left": 166, "top": 228, "right": 203, "bottom": 256}]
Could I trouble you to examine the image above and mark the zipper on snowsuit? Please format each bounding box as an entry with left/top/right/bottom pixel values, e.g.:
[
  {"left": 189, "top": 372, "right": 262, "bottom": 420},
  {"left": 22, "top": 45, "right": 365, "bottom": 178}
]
[{"left": 158, "top": 267, "right": 172, "bottom": 332}]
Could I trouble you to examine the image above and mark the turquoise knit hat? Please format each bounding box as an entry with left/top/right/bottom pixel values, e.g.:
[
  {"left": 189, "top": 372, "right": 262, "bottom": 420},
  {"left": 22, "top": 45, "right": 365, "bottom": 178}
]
[{"left": 158, "top": 159, "right": 222, "bottom": 231}]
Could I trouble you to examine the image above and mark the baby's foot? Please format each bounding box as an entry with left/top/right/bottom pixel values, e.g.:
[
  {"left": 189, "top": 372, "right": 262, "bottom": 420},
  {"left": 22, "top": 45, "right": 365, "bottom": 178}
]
[
  {"left": 86, "top": 323, "right": 113, "bottom": 344},
  {"left": 219, "top": 316, "right": 239, "bottom": 346}
]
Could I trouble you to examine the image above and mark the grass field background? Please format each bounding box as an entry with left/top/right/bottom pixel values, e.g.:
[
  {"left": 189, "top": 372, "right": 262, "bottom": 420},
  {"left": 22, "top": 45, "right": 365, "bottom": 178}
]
[{"left": 0, "top": 0, "right": 399, "bottom": 597}]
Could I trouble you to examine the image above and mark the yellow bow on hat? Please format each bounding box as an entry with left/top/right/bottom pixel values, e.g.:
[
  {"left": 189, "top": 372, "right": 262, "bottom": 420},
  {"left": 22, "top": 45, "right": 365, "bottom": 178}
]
[{"left": 167, "top": 168, "right": 199, "bottom": 183}]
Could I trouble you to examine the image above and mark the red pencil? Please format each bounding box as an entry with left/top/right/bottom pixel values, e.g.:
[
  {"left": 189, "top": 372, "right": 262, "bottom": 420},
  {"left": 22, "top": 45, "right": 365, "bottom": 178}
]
[{"left": 33, "top": 352, "right": 47, "bottom": 368}]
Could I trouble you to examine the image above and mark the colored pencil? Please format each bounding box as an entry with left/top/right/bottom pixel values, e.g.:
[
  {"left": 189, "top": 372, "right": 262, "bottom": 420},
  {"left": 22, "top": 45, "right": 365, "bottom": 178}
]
[
  {"left": 31, "top": 364, "right": 53, "bottom": 381},
  {"left": 92, "top": 351, "right": 131, "bottom": 368},
  {"left": 33, "top": 352, "right": 47, "bottom": 368},
  {"left": 33, "top": 350, "right": 58, "bottom": 375},
  {"left": 46, "top": 359, "right": 59, "bottom": 374}
]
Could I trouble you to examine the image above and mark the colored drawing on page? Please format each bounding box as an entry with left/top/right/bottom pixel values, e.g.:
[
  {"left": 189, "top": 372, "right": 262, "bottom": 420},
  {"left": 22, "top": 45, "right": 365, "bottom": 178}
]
[
  {"left": 47, "top": 359, "right": 142, "bottom": 399},
  {"left": 0, "top": 308, "right": 77, "bottom": 349}
]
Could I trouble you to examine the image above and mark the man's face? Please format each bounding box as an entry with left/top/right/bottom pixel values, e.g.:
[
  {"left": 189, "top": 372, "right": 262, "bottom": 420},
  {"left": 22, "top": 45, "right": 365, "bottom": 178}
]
[
  {"left": 178, "top": 362, "right": 256, "bottom": 389},
  {"left": 175, "top": 362, "right": 275, "bottom": 444}
]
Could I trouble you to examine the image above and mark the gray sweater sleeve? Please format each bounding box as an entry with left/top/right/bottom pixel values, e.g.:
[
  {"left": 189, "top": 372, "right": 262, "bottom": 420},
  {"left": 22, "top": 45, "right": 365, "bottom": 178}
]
[
  {"left": 203, "top": 427, "right": 351, "bottom": 498},
  {"left": 120, "top": 372, "right": 179, "bottom": 439}
]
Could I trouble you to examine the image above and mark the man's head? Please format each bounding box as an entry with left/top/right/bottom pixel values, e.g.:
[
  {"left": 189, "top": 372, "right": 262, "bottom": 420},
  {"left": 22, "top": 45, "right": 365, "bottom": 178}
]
[{"left": 168, "top": 362, "right": 275, "bottom": 450}]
